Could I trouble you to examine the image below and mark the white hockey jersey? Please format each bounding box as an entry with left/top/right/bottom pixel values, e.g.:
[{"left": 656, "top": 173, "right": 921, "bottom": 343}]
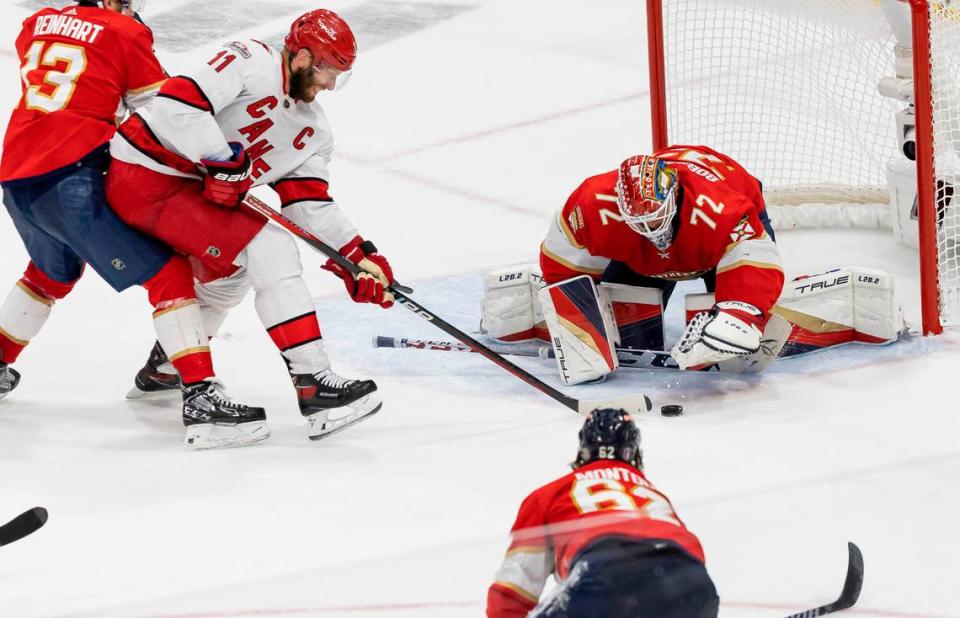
[{"left": 110, "top": 39, "right": 358, "bottom": 250}]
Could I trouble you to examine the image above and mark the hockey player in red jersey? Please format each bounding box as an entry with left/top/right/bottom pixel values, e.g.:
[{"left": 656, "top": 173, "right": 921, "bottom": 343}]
[
  {"left": 0, "top": 0, "right": 266, "bottom": 448},
  {"left": 104, "top": 9, "right": 395, "bottom": 440},
  {"left": 487, "top": 408, "right": 718, "bottom": 617},
  {"left": 534, "top": 145, "right": 785, "bottom": 383}
]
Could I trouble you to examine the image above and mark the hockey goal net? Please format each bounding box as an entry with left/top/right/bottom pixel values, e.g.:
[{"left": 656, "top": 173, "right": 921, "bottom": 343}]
[{"left": 647, "top": 0, "right": 960, "bottom": 334}]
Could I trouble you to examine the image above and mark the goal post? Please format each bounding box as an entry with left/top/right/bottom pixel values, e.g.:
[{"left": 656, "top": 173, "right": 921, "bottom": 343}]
[{"left": 646, "top": 0, "right": 960, "bottom": 335}]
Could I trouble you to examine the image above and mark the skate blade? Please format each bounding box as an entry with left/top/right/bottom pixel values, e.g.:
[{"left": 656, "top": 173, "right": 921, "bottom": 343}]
[
  {"left": 184, "top": 420, "right": 271, "bottom": 450},
  {"left": 306, "top": 394, "right": 383, "bottom": 441},
  {"left": 126, "top": 385, "right": 181, "bottom": 400}
]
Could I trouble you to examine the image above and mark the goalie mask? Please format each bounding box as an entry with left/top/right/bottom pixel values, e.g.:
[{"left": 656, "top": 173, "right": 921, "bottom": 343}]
[
  {"left": 616, "top": 155, "right": 678, "bottom": 251},
  {"left": 572, "top": 408, "right": 643, "bottom": 470}
]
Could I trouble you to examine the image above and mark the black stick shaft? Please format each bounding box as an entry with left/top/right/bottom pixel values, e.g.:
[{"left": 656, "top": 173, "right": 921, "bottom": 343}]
[{"left": 243, "top": 195, "right": 585, "bottom": 412}]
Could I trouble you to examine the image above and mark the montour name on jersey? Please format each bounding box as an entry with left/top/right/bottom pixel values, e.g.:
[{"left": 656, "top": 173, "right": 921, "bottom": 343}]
[
  {"left": 574, "top": 466, "right": 650, "bottom": 488},
  {"left": 33, "top": 15, "right": 104, "bottom": 44}
]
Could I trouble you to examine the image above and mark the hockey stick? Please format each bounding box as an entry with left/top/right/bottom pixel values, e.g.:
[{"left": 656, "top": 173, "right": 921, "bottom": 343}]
[
  {"left": 241, "top": 195, "right": 652, "bottom": 415},
  {"left": 373, "top": 335, "right": 682, "bottom": 370},
  {"left": 782, "top": 542, "right": 863, "bottom": 618},
  {"left": 0, "top": 507, "right": 48, "bottom": 547}
]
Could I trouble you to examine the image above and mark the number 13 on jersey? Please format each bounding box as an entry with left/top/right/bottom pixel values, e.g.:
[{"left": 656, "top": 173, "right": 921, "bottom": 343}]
[{"left": 20, "top": 41, "right": 87, "bottom": 113}]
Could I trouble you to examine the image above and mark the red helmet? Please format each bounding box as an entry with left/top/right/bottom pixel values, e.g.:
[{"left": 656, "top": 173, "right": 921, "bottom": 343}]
[{"left": 284, "top": 9, "right": 357, "bottom": 72}]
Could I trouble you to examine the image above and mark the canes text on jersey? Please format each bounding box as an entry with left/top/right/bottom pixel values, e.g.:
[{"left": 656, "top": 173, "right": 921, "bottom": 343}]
[{"left": 239, "top": 96, "right": 316, "bottom": 179}]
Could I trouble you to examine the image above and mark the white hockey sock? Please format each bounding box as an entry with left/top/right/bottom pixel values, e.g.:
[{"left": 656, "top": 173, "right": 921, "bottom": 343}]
[{"left": 0, "top": 281, "right": 52, "bottom": 362}]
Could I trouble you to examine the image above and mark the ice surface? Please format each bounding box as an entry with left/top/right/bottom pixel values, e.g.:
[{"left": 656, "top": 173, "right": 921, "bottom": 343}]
[{"left": 0, "top": 1, "right": 958, "bottom": 617}]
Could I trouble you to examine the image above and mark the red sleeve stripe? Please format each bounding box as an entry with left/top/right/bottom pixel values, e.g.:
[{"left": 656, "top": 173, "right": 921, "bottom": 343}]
[
  {"left": 267, "top": 311, "right": 322, "bottom": 352},
  {"left": 118, "top": 114, "right": 199, "bottom": 177},
  {"left": 156, "top": 76, "right": 214, "bottom": 113},
  {"left": 272, "top": 177, "right": 333, "bottom": 208}
]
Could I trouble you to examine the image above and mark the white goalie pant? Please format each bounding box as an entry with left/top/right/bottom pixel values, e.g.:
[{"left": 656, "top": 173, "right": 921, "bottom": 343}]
[{"left": 538, "top": 275, "right": 619, "bottom": 385}]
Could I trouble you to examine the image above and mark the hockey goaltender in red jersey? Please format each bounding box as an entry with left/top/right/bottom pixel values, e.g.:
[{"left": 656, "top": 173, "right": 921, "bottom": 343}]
[
  {"left": 487, "top": 409, "right": 718, "bottom": 617},
  {"left": 104, "top": 9, "right": 396, "bottom": 448},
  {"left": 533, "top": 145, "right": 786, "bottom": 384}
]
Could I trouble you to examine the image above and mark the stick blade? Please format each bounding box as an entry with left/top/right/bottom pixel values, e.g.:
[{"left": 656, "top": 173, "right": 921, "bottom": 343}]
[
  {"left": 0, "top": 507, "right": 48, "bottom": 547},
  {"left": 577, "top": 394, "right": 652, "bottom": 416},
  {"left": 830, "top": 542, "right": 864, "bottom": 611}
]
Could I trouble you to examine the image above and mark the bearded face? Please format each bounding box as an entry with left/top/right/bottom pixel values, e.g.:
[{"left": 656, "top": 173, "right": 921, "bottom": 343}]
[{"left": 288, "top": 62, "right": 315, "bottom": 102}]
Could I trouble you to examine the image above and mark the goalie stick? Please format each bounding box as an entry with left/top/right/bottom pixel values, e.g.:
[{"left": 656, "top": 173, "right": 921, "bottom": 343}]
[
  {"left": 0, "top": 507, "right": 48, "bottom": 547},
  {"left": 782, "top": 542, "right": 864, "bottom": 618},
  {"left": 241, "top": 195, "right": 652, "bottom": 416},
  {"left": 373, "top": 335, "right": 685, "bottom": 370}
]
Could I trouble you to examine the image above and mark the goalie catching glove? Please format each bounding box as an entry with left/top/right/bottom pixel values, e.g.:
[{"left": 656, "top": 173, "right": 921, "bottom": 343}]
[
  {"left": 672, "top": 301, "right": 764, "bottom": 370},
  {"left": 200, "top": 142, "right": 253, "bottom": 208},
  {"left": 323, "top": 236, "right": 396, "bottom": 308}
]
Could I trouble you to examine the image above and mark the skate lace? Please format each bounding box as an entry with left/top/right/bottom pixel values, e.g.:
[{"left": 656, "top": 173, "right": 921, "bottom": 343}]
[
  {"left": 197, "top": 380, "right": 246, "bottom": 411},
  {"left": 313, "top": 368, "right": 354, "bottom": 389}
]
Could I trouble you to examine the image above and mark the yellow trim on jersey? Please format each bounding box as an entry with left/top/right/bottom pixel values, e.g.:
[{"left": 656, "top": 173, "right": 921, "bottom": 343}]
[
  {"left": 493, "top": 580, "right": 541, "bottom": 604},
  {"left": 595, "top": 193, "right": 617, "bottom": 203},
  {"left": 540, "top": 243, "right": 606, "bottom": 276},
  {"left": 0, "top": 326, "right": 29, "bottom": 346},
  {"left": 716, "top": 259, "right": 784, "bottom": 276},
  {"left": 152, "top": 298, "right": 198, "bottom": 319},
  {"left": 557, "top": 211, "right": 585, "bottom": 249},
  {"left": 127, "top": 79, "right": 166, "bottom": 95},
  {"left": 771, "top": 305, "right": 849, "bottom": 333},
  {"left": 16, "top": 281, "right": 54, "bottom": 306},
  {"left": 169, "top": 346, "right": 211, "bottom": 362},
  {"left": 506, "top": 545, "right": 548, "bottom": 556}
]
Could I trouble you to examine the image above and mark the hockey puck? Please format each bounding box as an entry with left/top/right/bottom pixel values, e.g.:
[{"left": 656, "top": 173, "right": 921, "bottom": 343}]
[{"left": 660, "top": 404, "right": 684, "bottom": 417}]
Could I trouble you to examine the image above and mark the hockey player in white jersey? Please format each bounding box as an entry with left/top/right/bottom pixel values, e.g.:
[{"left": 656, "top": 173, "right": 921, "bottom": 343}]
[{"left": 105, "top": 9, "right": 396, "bottom": 443}]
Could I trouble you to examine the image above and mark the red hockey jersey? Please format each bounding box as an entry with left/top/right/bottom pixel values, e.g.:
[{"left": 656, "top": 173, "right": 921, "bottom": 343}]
[
  {"left": 540, "top": 145, "right": 784, "bottom": 318},
  {"left": 486, "top": 460, "right": 705, "bottom": 617},
  {"left": 0, "top": 4, "right": 166, "bottom": 181}
]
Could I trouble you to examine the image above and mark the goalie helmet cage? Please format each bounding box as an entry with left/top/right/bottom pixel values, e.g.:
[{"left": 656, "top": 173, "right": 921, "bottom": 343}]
[{"left": 647, "top": 0, "right": 960, "bottom": 335}]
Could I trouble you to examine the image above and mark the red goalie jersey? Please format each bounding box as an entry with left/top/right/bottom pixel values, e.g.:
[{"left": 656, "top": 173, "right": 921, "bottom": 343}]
[
  {"left": 487, "top": 460, "right": 705, "bottom": 617},
  {"left": 1, "top": 4, "right": 166, "bottom": 181},
  {"left": 540, "top": 145, "right": 784, "bottom": 320}
]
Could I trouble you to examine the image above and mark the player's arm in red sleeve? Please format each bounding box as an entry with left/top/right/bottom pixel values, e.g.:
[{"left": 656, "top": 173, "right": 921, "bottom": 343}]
[
  {"left": 487, "top": 493, "right": 555, "bottom": 618},
  {"left": 122, "top": 27, "right": 167, "bottom": 112},
  {"left": 713, "top": 207, "right": 785, "bottom": 325},
  {"left": 539, "top": 183, "right": 611, "bottom": 285}
]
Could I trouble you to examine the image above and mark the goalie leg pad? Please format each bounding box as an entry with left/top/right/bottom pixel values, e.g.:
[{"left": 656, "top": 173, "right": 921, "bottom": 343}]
[
  {"left": 600, "top": 282, "right": 665, "bottom": 350},
  {"left": 480, "top": 264, "right": 547, "bottom": 342},
  {"left": 538, "top": 276, "right": 619, "bottom": 385},
  {"left": 774, "top": 267, "right": 905, "bottom": 357}
]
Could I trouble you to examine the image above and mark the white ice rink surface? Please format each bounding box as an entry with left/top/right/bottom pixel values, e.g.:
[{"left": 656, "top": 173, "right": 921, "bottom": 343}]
[{"left": 1, "top": 1, "right": 958, "bottom": 617}]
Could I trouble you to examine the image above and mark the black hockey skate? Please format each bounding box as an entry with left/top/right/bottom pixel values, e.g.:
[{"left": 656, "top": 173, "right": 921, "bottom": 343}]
[
  {"left": 127, "top": 341, "right": 182, "bottom": 399},
  {"left": 294, "top": 369, "right": 382, "bottom": 440},
  {"left": 182, "top": 380, "right": 269, "bottom": 450},
  {"left": 0, "top": 361, "right": 21, "bottom": 401}
]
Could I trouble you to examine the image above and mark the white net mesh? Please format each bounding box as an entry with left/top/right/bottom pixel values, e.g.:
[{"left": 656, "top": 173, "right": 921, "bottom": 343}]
[
  {"left": 659, "top": 0, "right": 900, "bottom": 206},
  {"left": 658, "top": 0, "right": 960, "bottom": 326},
  {"left": 928, "top": 3, "right": 960, "bottom": 323}
]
